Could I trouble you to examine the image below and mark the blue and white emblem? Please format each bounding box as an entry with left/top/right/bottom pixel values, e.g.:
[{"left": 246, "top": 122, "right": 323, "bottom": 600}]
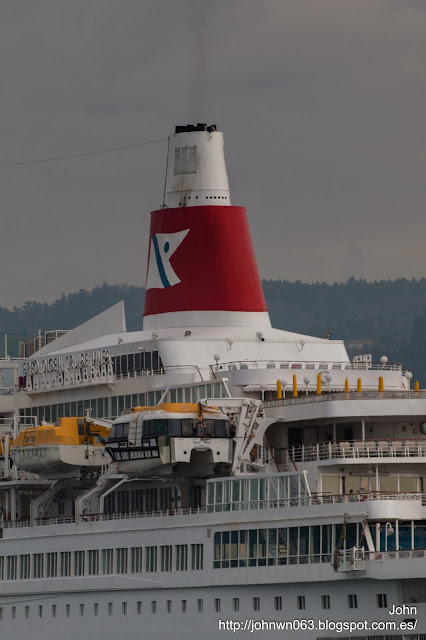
[{"left": 146, "top": 229, "right": 190, "bottom": 290}]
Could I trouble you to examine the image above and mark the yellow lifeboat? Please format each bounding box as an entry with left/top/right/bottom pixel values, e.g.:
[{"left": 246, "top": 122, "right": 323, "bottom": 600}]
[
  {"left": 106, "top": 402, "right": 233, "bottom": 478},
  {"left": 11, "top": 417, "right": 111, "bottom": 478}
]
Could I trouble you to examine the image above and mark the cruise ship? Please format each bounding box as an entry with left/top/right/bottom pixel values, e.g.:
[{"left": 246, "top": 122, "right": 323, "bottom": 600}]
[{"left": 0, "top": 123, "right": 425, "bottom": 639}]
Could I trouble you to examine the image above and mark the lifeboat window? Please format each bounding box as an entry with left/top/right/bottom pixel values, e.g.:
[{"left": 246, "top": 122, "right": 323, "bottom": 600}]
[
  {"left": 55, "top": 419, "right": 61, "bottom": 427},
  {"left": 214, "top": 420, "right": 230, "bottom": 437},
  {"left": 110, "top": 422, "right": 129, "bottom": 440},
  {"left": 77, "top": 419, "right": 85, "bottom": 436},
  {"left": 182, "top": 419, "right": 194, "bottom": 436},
  {"left": 167, "top": 420, "right": 182, "bottom": 436},
  {"left": 204, "top": 420, "right": 215, "bottom": 437},
  {"left": 143, "top": 420, "right": 155, "bottom": 436},
  {"left": 155, "top": 419, "right": 168, "bottom": 435}
]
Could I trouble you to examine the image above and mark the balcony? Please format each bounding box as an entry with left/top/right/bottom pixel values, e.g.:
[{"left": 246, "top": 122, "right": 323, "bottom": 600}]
[{"left": 289, "top": 439, "right": 426, "bottom": 463}]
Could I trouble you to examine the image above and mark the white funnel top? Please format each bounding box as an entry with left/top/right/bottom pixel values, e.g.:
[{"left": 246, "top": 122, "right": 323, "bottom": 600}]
[{"left": 163, "top": 124, "right": 231, "bottom": 208}]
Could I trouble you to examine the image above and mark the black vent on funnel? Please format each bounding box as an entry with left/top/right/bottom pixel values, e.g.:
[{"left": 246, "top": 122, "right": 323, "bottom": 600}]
[{"left": 175, "top": 124, "right": 217, "bottom": 133}]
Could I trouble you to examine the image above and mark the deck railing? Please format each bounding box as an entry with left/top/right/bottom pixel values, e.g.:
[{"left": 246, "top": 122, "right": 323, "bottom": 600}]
[
  {"left": 289, "top": 439, "right": 426, "bottom": 462},
  {"left": 212, "top": 360, "right": 402, "bottom": 373},
  {"left": 265, "top": 390, "right": 426, "bottom": 408},
  {"left": 1, "top": 491, "right": 422, "bottom": 530}
]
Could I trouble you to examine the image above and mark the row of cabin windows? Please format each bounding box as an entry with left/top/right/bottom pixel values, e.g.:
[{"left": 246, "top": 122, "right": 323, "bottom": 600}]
[
  {"left": 19, "top": 381, "right": 227, "bottom": 424},
  {"left": 0, "top": 544, "right": 203, "bottom": 580},
  {"left": 0, "top": 593, "right": 389, "bottom": 621},
  {"left": 112, "top": 351, "right": 163, "bottom": 376},
  {"left": 213, "top": 524, "right": 365, "bottom": 568},
  {"left": 108, "top": 418, "right": 230, "bottom": 442}
]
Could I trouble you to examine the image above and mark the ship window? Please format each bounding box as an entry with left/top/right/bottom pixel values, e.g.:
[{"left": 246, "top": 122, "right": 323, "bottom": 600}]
[
  {"left": 74, "top": 551, "right": 85, "bottom": 576},
  {"left": 181, "top": 419, "right": 194, "bottom": 436},
  {"left": 322, "top": 595, "right": 331, "bottom": 609},
  {"left": 151, "top": 601, "right": 157, "bottom": 614},
  {"left": 60, "top": 552, "right": 71, "bottom": 577},
  {"left": 145, "top": 352, "right": 152, "bottom": 370},
  {"left": 146, "top": 547, "right": 157, "bottom": 573},
  {"left": 19, "top": 554, "right": 30, "bottom": 579},
  {"left": 152, "top": 351, "right": 159, "bottom": 370},
  {"left": 88, "top": 550, "right": 99, "bottom": 575},
  {"left": 168, "top": 419, "right": 182, "bottom": 436},
  {"left": 79, "top": 604, "right": 84, "bottom": 617},
  {"left": 160, "top": 545, "right": 173, "bottom": 571},
  {"left": 176, "top": 545, "right": 188, "bottom": 571},
  {"left": 155, "top": 419, "right": 168, "bottom": 435},
  {"left": 274, "top": 596, "right": 282, "bottom": 611},
  {"left": 0, "top": 607, "right": 2, "bottom": 619},
  {"left": 233, "top": 598, "right": 239, "bottom": 612},
  {"left": 182, "top": 600, "right": 187, "bottom": 613},
  {"left": 191, "top": 544, "right": 204, "bottom": 570},
  {"left": 51, "top": 605, "right": 56, "bottom": 618},
  {"left": 33, "top": 553, "right": 44, "bottom": 579},
  {"left": 46, "top": 552, "right": 57, "bottom": 578},
  {"left": 107, "top": 603, "right": 113, "bottom": 616},
  {"left": 137, "top": 601, "right": 142, "bottom": 615},
  {"left": 130, "top": 547, "right": 143, "bottom": 573},
  {"left": 55, "top": 419, "right": 61, "bottom": 427},
  {"left": 93, "top": 603, "right": 98, "bottom": 616},
  {"left": 166, "top": 600, "right": 172, "bottom": 614},
  {"left": 66, "top": 604, "right": 70, "bottom": 618},
  {"left": 25, "top": 606, "right": 29, "bottom": 619},
  {"left": 116, "top": 548, "right": 128, "bottom": 574},
  {"left": 214, "top": 420, "right": 230, "bottom": 437},
  {"left": 203, "top": 419, "right": 215, "bottom": 436},
  {"left": 197, "top": 598, "right": 203, "bottom": 613},
  {"left": 377, "top": 593, "right": 387, "bottom": 608},
  {"left": 253, "top": 597, "right": 260, "bottom": 611},
  {"left": 297, "top": 596, "right": 305, "bottom": 610},
  {"left": 120, "top": 355, "right": 127, "bottom": 374},
  {"left": 122, "top": 602, "right": 127, "bottom": 616},
  {"left": 348, "top": 594, "right": 358, "bottom": 608},
  {"left": 143, "top": 420, "right": 155, "bottom": 436},
  {"left": 6, "top": 556, "right": 17, "bottom": 580},
  {"left": 11, "top": 606, "right": 16, "bottom": 619}
]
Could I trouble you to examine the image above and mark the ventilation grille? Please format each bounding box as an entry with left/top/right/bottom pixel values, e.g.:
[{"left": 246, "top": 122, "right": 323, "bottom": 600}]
[{"left": 174, "top": 146, "right": 196, "bottom": 175}]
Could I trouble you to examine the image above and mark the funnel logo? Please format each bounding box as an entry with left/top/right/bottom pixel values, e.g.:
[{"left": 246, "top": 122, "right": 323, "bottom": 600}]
[{"left": 146, "top": 229, "right": 190, "bottom": 291}]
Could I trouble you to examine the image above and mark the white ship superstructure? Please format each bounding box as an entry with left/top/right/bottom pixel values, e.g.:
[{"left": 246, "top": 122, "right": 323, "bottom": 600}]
[{"left": 0, "top": 124, "right": 424, "bottom": 639}]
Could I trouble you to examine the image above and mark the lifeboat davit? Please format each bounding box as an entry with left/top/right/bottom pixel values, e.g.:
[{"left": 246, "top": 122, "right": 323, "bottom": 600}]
[
  {"left": 11, "top": 417, "right": 111, "bottom": 478},
  {"left": 105, "top": 403, "right": 234, "bottom": 478}
]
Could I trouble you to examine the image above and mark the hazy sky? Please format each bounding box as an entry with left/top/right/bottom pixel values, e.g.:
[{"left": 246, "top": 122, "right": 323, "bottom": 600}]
[{"left": 0, "top": 0, "right": 425, "bottom": 308}]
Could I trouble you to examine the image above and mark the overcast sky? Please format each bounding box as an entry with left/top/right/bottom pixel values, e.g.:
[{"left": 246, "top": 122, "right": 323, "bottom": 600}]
[{"left": 0, "top": 0, "right": 425, "bottom": 308}]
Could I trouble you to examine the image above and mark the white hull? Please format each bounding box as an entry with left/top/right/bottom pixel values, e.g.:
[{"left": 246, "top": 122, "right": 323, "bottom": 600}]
[{"left": 0, "top": 580, "right": 423, "bottom": 639}]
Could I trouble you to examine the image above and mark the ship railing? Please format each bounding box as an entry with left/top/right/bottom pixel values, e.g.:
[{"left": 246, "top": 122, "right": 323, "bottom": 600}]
[
  {"left": 368, "top": 549, "right": 426, "bottom": 561},
  {"left": 311, "top": 491, "right": 422, "bottom": 505},
  {"left": 1, "top": 506, "right": 209, "bottom": 528},
  {"left": 3, "top": 492, "right": 423, "bottom": 529},
  {"left": 212, "top": 360, "right": 402, "bottom": 373},
  {"left": 289, "top": 439, "right": 426, "bottom": 462},
  {"left": 114, "top": 365, "right": 204, "bottom": 382},
  {"left": 265, "top": 390, "right": 426, "bottom": 408}
]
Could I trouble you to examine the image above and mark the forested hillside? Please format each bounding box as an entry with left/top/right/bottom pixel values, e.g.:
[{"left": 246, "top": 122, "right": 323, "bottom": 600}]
[{"left": 2, "top": 279, "right": 426, "bottom": 382}]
